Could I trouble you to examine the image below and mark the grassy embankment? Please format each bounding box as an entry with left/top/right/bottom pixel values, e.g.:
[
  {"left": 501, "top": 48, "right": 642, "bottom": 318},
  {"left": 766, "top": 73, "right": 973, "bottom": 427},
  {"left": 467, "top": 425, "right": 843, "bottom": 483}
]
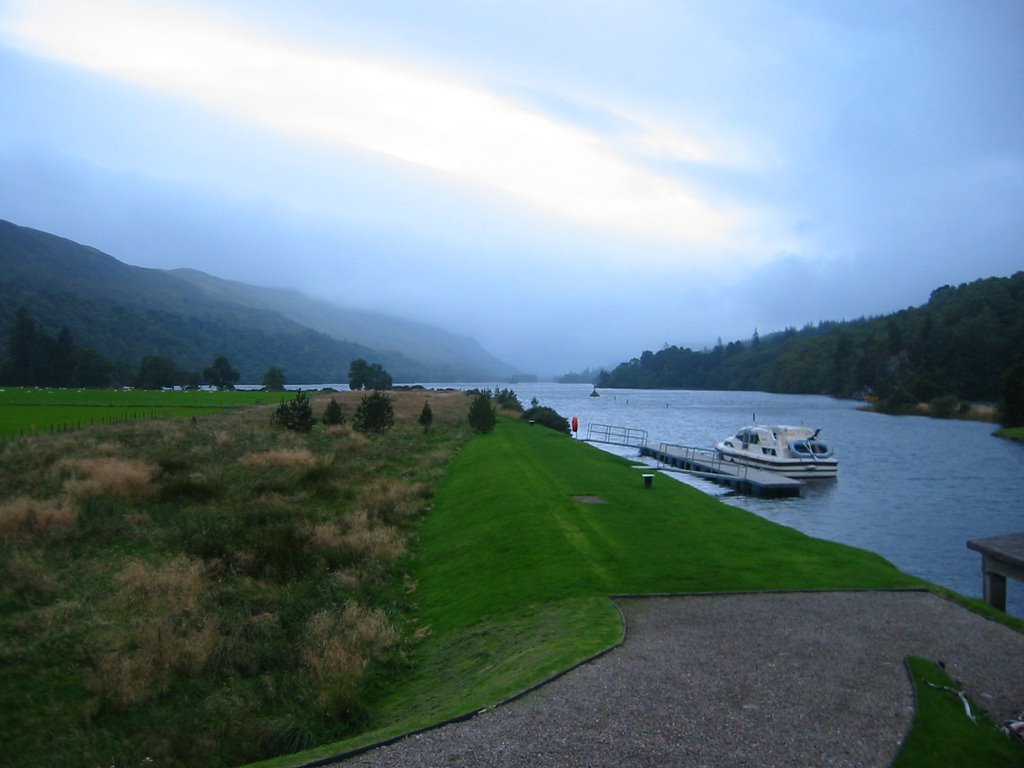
[
  {"left": 0, "top": 387, "right": 274, "bottom": 438},
  {"left": 3, "top": 389, "right": 1019, "bottom": 767},
  {"left": 0, "top": 388, "right": 474, "bottom": 768},
  {"left": 265, "top": 417, "right": 1022, "bottom": 767}
]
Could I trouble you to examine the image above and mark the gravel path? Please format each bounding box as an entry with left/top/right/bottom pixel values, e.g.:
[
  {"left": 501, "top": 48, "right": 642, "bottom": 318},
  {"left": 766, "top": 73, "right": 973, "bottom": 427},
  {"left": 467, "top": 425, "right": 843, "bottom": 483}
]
[{"left": 330, "top": 591, "right": 1024, "bottom": 767}]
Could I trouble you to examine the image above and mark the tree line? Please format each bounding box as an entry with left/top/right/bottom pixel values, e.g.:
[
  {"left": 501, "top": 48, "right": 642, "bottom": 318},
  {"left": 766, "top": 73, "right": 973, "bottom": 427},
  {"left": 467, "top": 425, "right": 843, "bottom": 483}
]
[
  {"left": 595, "top": 273, "right": 1024, "bottom": 426},
  {"left": 0, "top": 307, "right": 397, "bottom": 393}
]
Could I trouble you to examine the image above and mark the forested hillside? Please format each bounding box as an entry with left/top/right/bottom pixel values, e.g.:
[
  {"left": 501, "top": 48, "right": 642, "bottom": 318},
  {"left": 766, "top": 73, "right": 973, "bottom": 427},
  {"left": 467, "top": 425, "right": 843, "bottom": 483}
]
[
  {"left": 598, "top": 272, "right": 1024, "bottom": 417},
  {"left": 170, "top": 269, "right": 516, "bottom": 381},
  {"left": 0, "top": 220, "right": 514, "bottom": 383}
]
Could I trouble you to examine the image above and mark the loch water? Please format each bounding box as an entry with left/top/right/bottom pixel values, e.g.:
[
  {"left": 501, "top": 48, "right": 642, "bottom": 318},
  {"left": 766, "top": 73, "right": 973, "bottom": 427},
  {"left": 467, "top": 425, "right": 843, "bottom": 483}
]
[{"left": 467, "top": 383, "right": 1024, "bottom": 619}]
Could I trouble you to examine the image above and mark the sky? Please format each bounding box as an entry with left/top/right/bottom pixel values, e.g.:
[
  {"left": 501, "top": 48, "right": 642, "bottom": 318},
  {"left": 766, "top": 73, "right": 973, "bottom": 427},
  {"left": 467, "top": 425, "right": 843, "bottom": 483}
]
[{"left": 1, "top": 0, "right": 1022, "bottom": 376}]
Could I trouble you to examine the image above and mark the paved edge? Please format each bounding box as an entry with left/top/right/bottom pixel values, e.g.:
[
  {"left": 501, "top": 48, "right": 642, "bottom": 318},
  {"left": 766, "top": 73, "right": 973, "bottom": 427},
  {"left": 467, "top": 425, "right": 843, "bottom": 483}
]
[
  {"left": 295, "top": 602, "right": 630, "bottom": 768},
  {"left": 290, "top": 587, "right": 981, "bottom": 768}
]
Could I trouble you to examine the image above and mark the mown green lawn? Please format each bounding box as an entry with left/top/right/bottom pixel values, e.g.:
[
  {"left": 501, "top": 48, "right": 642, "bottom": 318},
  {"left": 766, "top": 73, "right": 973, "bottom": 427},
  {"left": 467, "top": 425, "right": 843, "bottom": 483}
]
[
  {"left": 0, "top": 387, "right": 277, "bottom": 438},
  {"left": 259, "top": 418, "right": 1021, "bottom": 767}
]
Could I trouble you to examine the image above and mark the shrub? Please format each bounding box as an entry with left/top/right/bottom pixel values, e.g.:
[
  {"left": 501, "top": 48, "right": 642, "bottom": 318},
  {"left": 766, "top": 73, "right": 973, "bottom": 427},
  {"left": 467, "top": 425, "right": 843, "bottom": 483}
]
[
  {"left": 322, "top": 397, "right": 345, "bottom": 426},
  {"left": 353, "top": 391, "right": 394, "bottom": 433},
  {"left": 272, "top": 392, "right": 316, "bottom": 432},
  {"left": 522, "top": 405, "right": 571, "bottom": 434},
  {"left": 418, "top": 400, "right": 433, "bottom": 433},
  {"left": 467, "top": 392, "right": 496, "bottom": 433},
  {"left": 492, "top": 387, "right": 523, "bottom": 411},
  {"left": 928, "top": 394, "right": 961, "bottom": 419}
]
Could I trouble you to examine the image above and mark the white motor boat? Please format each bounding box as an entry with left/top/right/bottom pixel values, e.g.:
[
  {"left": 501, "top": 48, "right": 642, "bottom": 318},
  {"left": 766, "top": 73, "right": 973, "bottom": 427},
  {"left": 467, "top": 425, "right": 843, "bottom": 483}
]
[{"left": 715, "top": 425, "right": 838, "bottom": 479}]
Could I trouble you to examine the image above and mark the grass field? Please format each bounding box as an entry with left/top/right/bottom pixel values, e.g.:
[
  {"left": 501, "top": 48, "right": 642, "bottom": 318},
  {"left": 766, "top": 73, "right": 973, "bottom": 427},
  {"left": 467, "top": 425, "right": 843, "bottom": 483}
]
[
  {"left": 261, "top": 417, "right": 1022, "bottom": 768},
  {"left": 3, "top": 396, "right": 1019, "bottom": 768},
  {"left": 0, "top": 387, "right": 280, "bottom": 438},
  {"left": 0, "top": 389, "right": 473, "bottom": 768}
]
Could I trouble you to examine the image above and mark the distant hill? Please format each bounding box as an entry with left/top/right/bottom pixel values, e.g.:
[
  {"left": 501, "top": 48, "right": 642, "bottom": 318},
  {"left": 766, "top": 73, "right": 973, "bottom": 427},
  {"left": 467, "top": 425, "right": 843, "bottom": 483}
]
[
  {"left": 169, "top": 268, "right": 515, "bottom": 381},
  {"left": 597, "top": 271, "right": 1024, "bottom": 410},
  {"left": 0, "top": 219, "right": 517, "bottom": 383}
]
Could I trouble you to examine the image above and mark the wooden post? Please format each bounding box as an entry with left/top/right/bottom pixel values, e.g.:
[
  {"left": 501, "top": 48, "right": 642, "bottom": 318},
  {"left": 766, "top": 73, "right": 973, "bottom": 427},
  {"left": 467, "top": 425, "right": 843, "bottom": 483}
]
[
  {"left": 982, "top": 560, "right": 1007, "bottom": 611},
  {"left": 967, "top": 533, "right": 1024, "bottom": 612}
]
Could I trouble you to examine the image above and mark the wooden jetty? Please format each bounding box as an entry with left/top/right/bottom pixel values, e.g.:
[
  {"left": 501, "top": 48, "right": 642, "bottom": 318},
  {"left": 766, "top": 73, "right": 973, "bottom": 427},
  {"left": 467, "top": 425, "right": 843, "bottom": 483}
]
[
  {"left": 639, "top": 442, "right": 803, "bottom": 498},
  {"left": 967, "top": 532, "right": 1024, "bottom": 611}
]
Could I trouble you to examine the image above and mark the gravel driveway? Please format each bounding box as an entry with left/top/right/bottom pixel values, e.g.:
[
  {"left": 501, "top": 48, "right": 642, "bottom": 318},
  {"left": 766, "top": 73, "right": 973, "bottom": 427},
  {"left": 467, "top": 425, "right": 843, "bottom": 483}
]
[{"left": 327, "top": 591, "right": 1024, "bottom": 767}]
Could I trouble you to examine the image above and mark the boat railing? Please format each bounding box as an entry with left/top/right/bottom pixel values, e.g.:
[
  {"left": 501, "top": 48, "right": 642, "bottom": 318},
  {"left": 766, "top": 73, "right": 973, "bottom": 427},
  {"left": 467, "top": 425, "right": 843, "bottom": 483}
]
[{"left": 586, "top": 423, "right": 649, "bottom": 448}]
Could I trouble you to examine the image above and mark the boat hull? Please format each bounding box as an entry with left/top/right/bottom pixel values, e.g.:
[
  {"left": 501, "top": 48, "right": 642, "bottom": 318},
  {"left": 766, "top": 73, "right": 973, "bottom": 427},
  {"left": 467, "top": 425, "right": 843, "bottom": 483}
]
[{"left": 716, "top": 448, "right": 838, "bottom": 480}]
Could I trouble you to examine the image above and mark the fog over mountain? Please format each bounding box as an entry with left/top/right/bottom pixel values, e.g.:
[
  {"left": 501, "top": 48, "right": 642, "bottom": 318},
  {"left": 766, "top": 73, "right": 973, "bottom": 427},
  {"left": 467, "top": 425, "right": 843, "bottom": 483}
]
[
  {"left": 2, "top": 2, "right": 1022, "bottom": 374},
  {"left": 0, "top": 219, "right": 517, "bottom": 382}
]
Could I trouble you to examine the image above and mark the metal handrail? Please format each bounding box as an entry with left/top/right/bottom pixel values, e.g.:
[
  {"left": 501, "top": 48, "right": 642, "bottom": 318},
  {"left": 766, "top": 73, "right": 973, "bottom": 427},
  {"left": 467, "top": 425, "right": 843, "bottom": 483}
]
[
  {"left": 586, "top": 423, "right": 649, "bottom": 447},
  {"left": 654, "top": 441, "right": 750, "bottom": 480}
]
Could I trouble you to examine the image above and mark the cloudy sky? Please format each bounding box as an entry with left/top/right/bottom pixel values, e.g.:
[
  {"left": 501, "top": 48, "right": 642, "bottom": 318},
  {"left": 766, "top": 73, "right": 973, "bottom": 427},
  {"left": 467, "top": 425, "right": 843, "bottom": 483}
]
[{"left": 1, "top": 0, "right": 1022, "bottom": 375}]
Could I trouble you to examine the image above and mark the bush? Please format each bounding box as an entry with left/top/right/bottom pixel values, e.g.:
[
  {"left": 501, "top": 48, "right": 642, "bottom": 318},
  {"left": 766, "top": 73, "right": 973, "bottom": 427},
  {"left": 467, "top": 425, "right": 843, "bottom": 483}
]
[
  {"left": 418, "top": 400, "right": 433, "bottom": 433},
  {"left": 467, "top": 392, "right": 496, "bottom": 434},
  {"left": 273, "top": 392, "right": 316, "bottom": 432},
  {"left": 353, "top": 391, "right": 394, "bottom": 433},
  {"left": 928, "top": 394, "right": 961, "bottom": 419},
  {"left": 322, "top": 397, "right": 345, "bottom": 426},
  {"left": 522, "top": 405, "right": 570, "bottom": 434},
  {"left": 492, "top": 388, "right": 522, "bottom": 412}
]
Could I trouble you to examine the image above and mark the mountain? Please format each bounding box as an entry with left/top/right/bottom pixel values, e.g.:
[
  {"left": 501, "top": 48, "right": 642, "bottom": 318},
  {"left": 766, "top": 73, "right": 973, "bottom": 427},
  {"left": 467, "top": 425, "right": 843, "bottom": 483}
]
[
  {"left": 0, "top": 219, "right": 517, "bottom": 383},
  {"left": 169, "top": 268, "right": 515, "bottom": 381}
]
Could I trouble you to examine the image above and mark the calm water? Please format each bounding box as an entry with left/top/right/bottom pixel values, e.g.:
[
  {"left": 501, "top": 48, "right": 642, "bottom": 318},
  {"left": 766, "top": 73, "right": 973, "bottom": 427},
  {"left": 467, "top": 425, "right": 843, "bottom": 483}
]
[{"left": 448, "top": 383, "right": 1024, "bottom": 618}]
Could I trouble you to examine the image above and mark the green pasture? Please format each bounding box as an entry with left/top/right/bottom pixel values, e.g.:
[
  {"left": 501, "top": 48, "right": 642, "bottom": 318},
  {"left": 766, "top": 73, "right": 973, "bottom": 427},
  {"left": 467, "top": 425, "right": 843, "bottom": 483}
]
[
  {"left": 265, "top": 417, "right": 1020, "bottom": 767},
  {"left": 0, "top": 387, "right": 276, "bottom": 438}
]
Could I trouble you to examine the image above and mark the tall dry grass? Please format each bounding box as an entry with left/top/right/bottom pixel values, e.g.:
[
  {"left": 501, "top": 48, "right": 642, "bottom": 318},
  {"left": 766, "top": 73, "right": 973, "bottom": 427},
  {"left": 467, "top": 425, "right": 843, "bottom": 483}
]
[
  {"left": 357, "top": 477, "right": 430, "bottom": 526},
  {"left": 303, "top": 603, "right": 398, "bottom": 715},
  {"left": 340, "top": 511, "right": 406, "bottom": 566},
  {"left": 240, "top": 448, "right": 318, "bottom": 471},
  {"left": 2, "top": 388, "right": 476, "bottom": 767},
  {"left": 0, "top": 496, "right": 76, "bottom": 540},
  {"left": 58, "top": 456, "right": 157, "bottom": 502},
  {"left": 91, "top": 556, "right": 216, "bottom": 706}
]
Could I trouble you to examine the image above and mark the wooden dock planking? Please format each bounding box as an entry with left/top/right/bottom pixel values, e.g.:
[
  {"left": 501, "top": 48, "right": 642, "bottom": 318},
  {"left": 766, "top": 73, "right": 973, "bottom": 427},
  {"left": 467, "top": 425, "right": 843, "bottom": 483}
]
[{"left": 639, "top": 442, "right": 802, "bottom": 498}]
